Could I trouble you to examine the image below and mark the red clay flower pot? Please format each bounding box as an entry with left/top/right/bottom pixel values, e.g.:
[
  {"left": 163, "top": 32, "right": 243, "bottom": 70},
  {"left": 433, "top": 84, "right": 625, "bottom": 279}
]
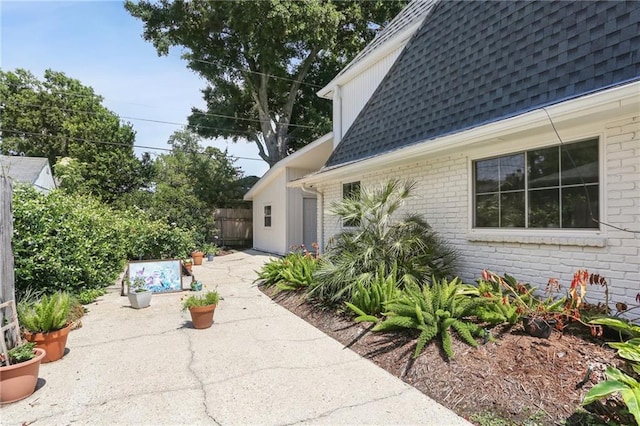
[
  {"left": 23, "top": 323, "right": 71, "bottom": 363},
  {"left": 191, "top": 251, "right": 204, "bottom": 266},
  {"left": 189, "top": 304, "right": 216, "bottom": 329},
  {"left": 0, "top": 347, "right": 46, "bottom": 404}
]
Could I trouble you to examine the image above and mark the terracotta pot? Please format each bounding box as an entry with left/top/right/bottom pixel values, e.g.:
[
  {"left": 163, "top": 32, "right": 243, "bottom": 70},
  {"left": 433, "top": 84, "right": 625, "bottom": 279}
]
[
  {"left": 522, "top": 316, "right": 557, "bottom": 339},
  {"left": 189, "top": 304, "right": 216, "bottom": 329},
  {"left": 184, "top": 263, "right": 193, "bottom": 273},
  {"left": 0, "top": 347, "right": 46, "bottom": 404},
  {"left": 191, "top": 251, "right": 204, "bottom": 266},
  {"left": 23, "top": 323, "right": 71, "bottom": 363}
]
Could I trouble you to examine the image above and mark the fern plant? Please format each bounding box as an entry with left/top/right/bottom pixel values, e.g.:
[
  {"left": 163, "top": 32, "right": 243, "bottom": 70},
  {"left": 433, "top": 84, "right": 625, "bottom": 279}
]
[
  {"left": 18, "top": 292, "right": 71, "bottom": 333},
  {"left": 345, "top": 264, "right": 400, "bottom": 322},
  {"left": 255, "top": 252, "right": 318, "bottom": 291},
  {"left": 373, "top": 277, "right": 488, "bottom": 359}
]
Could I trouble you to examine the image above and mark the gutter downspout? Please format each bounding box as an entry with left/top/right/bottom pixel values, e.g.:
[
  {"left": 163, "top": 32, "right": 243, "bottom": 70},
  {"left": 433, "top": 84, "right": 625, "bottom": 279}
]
[{"left": 301, "top": 184, "right": 324, "bottom": 253}]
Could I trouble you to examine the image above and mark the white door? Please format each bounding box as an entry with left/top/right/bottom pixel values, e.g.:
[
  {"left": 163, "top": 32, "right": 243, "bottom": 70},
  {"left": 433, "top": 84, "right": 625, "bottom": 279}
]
[{"left": 302, "top": 198, "right": 317, "bottom": 251}]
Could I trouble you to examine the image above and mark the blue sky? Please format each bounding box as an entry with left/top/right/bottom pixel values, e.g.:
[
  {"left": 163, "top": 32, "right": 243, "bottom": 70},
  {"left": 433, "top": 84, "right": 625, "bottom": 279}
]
[{"left": 1, "top": 0, "right": 269, "bottom": 177}]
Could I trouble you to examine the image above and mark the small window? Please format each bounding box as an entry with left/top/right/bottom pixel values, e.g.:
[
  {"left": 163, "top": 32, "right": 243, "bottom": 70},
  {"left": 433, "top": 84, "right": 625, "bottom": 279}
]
[
  {"left": 342, "top": 181, "right": 361, "bottom": 227},
  {"left": 264, "top": 205, "right": 272, "bottom": 227},
  {"left": 473, "top": 139, "right": 599, "bottom": 229}
]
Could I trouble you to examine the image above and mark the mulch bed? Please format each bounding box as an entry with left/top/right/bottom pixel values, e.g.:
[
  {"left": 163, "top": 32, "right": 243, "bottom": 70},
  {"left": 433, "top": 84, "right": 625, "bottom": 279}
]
[{"left": 261, "top": 286, "right": 629, "bottom": 425}]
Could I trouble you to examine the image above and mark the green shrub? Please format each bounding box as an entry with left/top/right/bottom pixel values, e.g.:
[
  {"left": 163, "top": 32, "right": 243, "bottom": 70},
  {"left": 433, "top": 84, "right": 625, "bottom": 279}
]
[
  {"left": 311, "top": 180, "right": 457, "bottom": 304},
  {"left": 373, "top": 277, "right": 488, "bottom": 359},
  {"left": 12, "top": 186, "right": 196, "bottom": 298},
  {"left": 345, "top": 265, "right": 400, "bottom": 322},
  {"left": 255, "top": 252, "right": 319, "bottom": 291},
  {"left": 76, "top": 288, "right": 107, "bottom": 305}
]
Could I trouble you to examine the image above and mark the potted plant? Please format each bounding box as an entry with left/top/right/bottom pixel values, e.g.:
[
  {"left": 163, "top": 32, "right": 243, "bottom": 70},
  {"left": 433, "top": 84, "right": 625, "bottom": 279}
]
[
  {"left": 0, "top": 341, "right": 46, "bottom": 404},
  {"left": 18, "top": 292, "right": 72, "bottom": 363},
  {"left": 202, "top": 243, "right": 219, "bottom": 262},
  {"left": 481, "top": 270, "right": 564, "bottom": 339},
  {"left": 182, "top": 290, "right": 220, "bottom": 329},
  {"left": 191, "top": 250, "right": 204, "bottom": 266},
  {"left": 183, "top": 258, "right": 193, "bottom": 273},
  {"left": 127, "top": 277, "right": 152, "bottom": 309}
]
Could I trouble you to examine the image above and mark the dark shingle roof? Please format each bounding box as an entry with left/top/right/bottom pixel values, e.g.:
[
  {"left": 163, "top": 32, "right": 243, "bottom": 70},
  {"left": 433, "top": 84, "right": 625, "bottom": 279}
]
[
  {"left": 330, "top": 0, "right": 437, "bottom": 83},
  {"left": 325, "top": 0, "right": 640, "bottom": 168}
]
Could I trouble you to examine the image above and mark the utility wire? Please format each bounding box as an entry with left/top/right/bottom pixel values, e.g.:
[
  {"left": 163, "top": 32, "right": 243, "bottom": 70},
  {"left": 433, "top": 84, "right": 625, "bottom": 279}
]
[
  {"left": 0, "top": 128, "right": 265, "bottom": 162},
  {"left": 190, "top": 58, "right": 325, "bottom": 89},
  {"left": 5, "top": 100, "right": 317, "bottom": 130}
]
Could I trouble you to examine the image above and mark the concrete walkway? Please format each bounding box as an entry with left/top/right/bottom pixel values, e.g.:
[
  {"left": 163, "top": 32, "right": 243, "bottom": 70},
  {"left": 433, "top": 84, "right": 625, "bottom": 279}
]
[{"left": 3, "top": 250, "right": 471, "bottom": 425}]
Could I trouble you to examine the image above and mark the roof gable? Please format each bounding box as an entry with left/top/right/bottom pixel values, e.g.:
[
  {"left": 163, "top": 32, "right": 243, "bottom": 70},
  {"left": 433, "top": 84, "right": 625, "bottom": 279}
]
[
  {"left": 0, "top": 155, "right": 50, "bottom": 184},
  {"left": 325, "top": 0, "right": 640, "bottom": 168}
]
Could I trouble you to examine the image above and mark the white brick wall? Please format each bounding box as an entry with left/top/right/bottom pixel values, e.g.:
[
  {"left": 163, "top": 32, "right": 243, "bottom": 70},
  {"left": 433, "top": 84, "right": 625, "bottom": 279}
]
[{"left": 318, "top": 115, "right": 640, "bottom": 320}]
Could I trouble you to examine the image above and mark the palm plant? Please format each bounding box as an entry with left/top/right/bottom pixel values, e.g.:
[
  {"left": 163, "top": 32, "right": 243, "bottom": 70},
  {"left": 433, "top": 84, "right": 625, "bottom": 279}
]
[
  {"left": 311, "top": 179, "right": 457, "bottom": 303},
  {"left": 373, "top": 277, "right": 488, "bottom": 359}
]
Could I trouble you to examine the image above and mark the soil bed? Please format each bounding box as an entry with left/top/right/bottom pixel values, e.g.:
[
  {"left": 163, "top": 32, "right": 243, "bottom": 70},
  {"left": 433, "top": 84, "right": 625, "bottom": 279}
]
[{"left": 261, "top": 287, "right": 626, "bottom": 425}]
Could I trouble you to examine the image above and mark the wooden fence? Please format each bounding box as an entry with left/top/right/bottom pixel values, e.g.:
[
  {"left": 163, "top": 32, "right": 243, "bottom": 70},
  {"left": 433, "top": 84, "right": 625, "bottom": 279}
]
[{"left": 213, "top": 208, "right": 253, "bottom": 248}]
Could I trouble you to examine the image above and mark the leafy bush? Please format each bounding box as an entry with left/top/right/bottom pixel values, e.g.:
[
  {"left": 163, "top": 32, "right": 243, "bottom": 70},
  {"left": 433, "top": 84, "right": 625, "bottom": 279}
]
[
  {"left": 345, "top": 265, "right": 400, "bottom": 322},
  {"left": 311, "top": 180, "right": 457, "bottom": 303},
  {"left": 12, "top": 186, "right": 196, "bottom": 298},
  {"left": 373, "top": 277, "right": 488, "bottom": 359},
  {"left": 76, "top": 288, "right": 107, "bottom": 305},
  {"left": 255, "top": 252, "right": 319, "bottom": 291}
]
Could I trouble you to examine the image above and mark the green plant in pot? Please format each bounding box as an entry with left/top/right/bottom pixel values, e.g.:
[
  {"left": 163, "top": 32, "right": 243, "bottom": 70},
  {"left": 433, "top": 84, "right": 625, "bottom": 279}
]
[
  {"left": 18, "top": 292, "right": 71, "bottom": 363},
  {"left": 127, "top": 277, "right": 152, "bottom": 309},
  {"left": 1, "top": 298, "right": 47, "bottom": 404},
  {"left": 182, "top": 290, "right": 220, "bottom": 329},
  {"left": 202, "top": 242, "right": 220, "bottom": 262}
]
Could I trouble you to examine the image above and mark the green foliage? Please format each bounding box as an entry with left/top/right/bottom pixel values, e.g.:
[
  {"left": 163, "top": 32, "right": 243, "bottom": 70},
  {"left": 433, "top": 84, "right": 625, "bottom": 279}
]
[
  {"left": 255, "top": 252, "right": 319, "bottom": 291},
  {"left": 345, "top": 265, "right": 400, "bottom": 321},
  {"left": 12, "top": 186, "right": 196, "bottom": 298},
  {"left": 590, "top": 317, "right": 640, "bottom": 340},
  {"left": 311, "top": 180, "right": 458, "bottom": 303},
  {"left": 5, "top": 342, "right": 37, "bottom": 365},
  {"left": 0, "top": 69, "right": 152, "bottom": 203},
  {"left": 18, "top": 292, "right": 71, "bottom": 333},
  {"left": 582, "top": 366, "right": 640, "bottom": 426},
  {"left": 125, "top": 0, "right": 406, "bottom": 166},
  {"left": 75, "top": 288, "right": 106, "bottom": 305},
  {"left": 182, "top": 291, "right": 220, "bottom": 311},
  {"left": 472, "top": 272, "right": 537, "bottom": 325},
  {"left": 373, "top": 277, "right": 487, "bottom": 359}
]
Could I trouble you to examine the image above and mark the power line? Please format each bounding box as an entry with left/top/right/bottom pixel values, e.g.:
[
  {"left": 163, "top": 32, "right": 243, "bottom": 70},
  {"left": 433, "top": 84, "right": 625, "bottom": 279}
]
[
  {"left": 190, "top": 58, "right": 325, "bottom": 89},
  {"left": 6, "top": 99, "right": 317, "bottom": 130},
  {"left": 0, "top": 128, "right": 266, "bottom": 162}
]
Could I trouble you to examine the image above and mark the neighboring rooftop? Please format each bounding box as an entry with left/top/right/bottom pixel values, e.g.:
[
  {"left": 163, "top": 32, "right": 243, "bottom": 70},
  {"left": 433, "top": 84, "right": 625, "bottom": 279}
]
[
  {"left": 325, "top": 0, "right": 640, "bottom": 168},
  {"left": 0, "top": 155, "right": 51, "bottom": 184}
]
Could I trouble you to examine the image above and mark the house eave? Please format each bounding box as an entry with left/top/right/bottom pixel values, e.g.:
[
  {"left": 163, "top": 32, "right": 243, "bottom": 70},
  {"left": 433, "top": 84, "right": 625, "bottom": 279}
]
[
  {"left": 295, "top": 81, "right": 640, "bottom": 187},
  {"left": 316, "top": 20, "right": 423, "bottom": 100},
  {"left": 243, "top": 132, "right": 333, "bottom": 200}
]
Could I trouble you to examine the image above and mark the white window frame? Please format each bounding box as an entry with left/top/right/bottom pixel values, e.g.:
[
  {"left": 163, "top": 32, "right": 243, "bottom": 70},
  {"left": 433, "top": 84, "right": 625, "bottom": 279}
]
[{"left": 263, "top": 204, "right": 272, "bottom": 228}]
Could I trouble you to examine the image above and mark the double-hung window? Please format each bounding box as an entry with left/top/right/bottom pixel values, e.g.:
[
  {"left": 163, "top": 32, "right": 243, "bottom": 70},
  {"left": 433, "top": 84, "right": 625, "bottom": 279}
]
[
  {"left": 342, "top": 181, "right": 361, "bottom": 228},
  {"left": 264, "top": 205, "right": 272, "bottom": 228},
  {"left": 473, "top": 139, "right": 599, "bottom": 229}
]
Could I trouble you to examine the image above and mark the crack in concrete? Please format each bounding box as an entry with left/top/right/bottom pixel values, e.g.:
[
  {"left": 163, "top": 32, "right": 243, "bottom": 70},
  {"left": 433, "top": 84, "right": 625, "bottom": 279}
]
[
  {"left": 205, "top": 358, "right": 362, "bottom": 387},
  {"left": 70, "top": 327, "right": 181, "bottom": 349},
  {"left": 181, "top": 327, "right": 222, "bottom": 425},
  {"left": 279, "top": 387, "right": 413, "bottom": 425}
]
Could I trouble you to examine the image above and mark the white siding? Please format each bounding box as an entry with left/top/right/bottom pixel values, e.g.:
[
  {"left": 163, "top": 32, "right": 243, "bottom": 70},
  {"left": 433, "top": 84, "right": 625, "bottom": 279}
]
[
  {"left": 286, "top": 168, "right": 316, "bottom": 250},
  {"left": 317, "top": 115, "right": 640, "bottom": 320},
  {"left": 337, "top": 46, "right": 404, "bottom": 139},
  {"left": 251, "top": 169, "right": 288, "bottom": 255}
]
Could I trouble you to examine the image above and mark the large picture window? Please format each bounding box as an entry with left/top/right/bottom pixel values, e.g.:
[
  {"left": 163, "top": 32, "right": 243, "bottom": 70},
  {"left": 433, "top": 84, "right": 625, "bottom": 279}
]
[{"left": 473, "top": 139, "right": 599, "bottom": 229}]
